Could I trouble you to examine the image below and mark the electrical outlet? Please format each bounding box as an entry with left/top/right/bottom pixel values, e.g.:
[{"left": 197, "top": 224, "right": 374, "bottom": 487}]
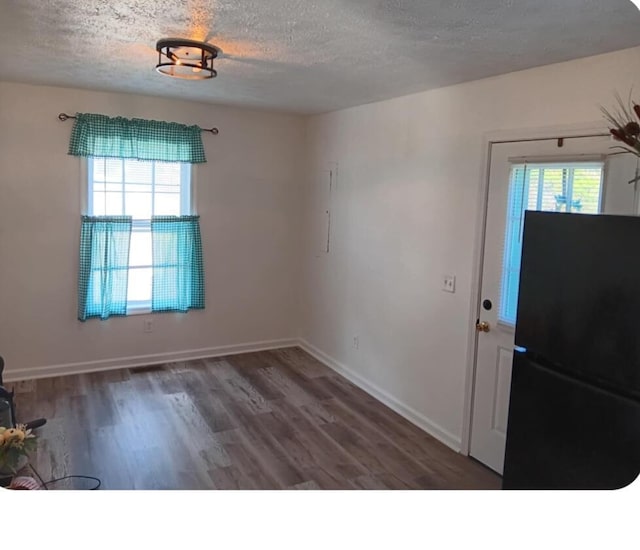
[
  {"left": 143, "top": 319, "right": 154, "bottom": 333},
  {"left": 442, "top": 275, "right": 456, "bottom": 293},
  {"left": 353, "top": 336, "right": 359, "bottom": 349}
]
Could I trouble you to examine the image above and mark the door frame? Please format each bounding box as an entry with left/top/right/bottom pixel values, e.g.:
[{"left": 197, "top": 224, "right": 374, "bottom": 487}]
[{"left": 460, "top": 120, "right": 611, "bottom": 457}]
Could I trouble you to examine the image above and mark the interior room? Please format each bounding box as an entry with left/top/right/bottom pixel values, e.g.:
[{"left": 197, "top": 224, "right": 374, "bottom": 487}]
[{"left": 1, "top": 0, "right": 639, "bottom": 502}]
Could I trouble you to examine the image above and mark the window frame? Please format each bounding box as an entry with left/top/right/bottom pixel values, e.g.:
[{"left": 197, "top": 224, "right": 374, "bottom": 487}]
[
  {"left": 84, "top": 157, "right": 193, "bottom": 315},
  {"left": 498, "top": 160, "right": 605, "bottom": 327}
]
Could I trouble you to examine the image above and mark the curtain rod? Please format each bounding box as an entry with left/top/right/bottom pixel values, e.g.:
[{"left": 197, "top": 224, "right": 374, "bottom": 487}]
[
  {"left": 57, "top": 113, "right": 219, "bottom": 135},
  {"left": 491, "top": 133, "right": 609, "bottom": 145}
]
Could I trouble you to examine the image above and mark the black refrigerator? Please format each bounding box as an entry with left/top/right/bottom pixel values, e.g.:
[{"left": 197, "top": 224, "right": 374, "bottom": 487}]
[{"left": 502, "top": 211, "right": 640, "bottom": 490}]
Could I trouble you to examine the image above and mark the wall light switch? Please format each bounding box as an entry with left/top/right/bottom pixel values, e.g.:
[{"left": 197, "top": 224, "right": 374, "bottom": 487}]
[{"left": 442, "top": 275, "right": 456, "bottom": 293}]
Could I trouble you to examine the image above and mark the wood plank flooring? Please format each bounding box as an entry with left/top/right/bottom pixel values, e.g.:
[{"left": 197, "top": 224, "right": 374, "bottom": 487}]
[{"left": 11, "top": 348, "right": 501, "bottom": 490}]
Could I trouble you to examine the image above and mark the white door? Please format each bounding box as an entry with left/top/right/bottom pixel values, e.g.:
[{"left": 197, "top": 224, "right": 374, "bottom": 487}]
[{"left": 469, "top": 135, "right": 639, "bottom": 474}]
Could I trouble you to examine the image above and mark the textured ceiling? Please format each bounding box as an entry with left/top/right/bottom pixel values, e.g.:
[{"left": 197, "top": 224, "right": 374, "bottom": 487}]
[{"left": 1, "top": 0, "right": 639, "bottom": 114}]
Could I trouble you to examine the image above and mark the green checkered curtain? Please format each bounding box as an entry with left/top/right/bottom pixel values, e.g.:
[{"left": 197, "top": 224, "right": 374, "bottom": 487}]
[
  {"left": 68, "top": 113, "right": 206, "bottom": 163},
  {"left": 151, "top": 216, "right": 205, "bottom": 312},
  {"left": 78, "top": 216, "right": 132, "bottom": 321}
]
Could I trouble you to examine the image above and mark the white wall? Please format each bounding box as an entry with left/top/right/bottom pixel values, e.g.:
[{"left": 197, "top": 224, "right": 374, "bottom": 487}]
[
  {"left": 0, "top": 82, "right": 304, "bottom": 378},
  {"left": 2, "top": 47, "right": 639, "bottom": 448},
  {"left": 300, "top": 46, "right": 640, "bottom": 449}
]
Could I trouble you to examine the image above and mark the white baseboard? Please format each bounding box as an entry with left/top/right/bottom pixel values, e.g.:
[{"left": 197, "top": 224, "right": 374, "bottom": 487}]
[
  {"left": 298, "top": 339, "right": 462, "bottom": 452},
  {"left": 2, "top": 338, "right": 299, "bottom": 383}
]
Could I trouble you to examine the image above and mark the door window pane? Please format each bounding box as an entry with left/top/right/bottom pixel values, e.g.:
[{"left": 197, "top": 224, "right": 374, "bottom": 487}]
[{"left": 499, "top": 162, "right": 604, "bottom": 325}]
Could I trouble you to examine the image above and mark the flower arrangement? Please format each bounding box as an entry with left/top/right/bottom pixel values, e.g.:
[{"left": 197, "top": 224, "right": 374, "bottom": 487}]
[
  {"left": 602, "top": 93, "right": 640, "bottom": 158},
  {"left": 0, "top": 424, "right": 37, "bottom": 474}
]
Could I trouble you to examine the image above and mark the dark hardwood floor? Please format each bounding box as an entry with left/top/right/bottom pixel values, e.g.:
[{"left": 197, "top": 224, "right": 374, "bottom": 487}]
[{"left": 12, "top": 347, "right": 501, "bottom": 490}]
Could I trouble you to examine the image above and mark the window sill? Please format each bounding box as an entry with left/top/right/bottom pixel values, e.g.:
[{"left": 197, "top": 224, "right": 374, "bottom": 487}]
[{"left": 127, "top": 303, "right": 152, "bottom": 316}]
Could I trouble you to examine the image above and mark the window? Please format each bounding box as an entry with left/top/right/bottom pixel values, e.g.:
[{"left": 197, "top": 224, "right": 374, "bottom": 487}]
[
  {"left": 72, "top": 112, "right": 205, "bottom": 321},
  {"left": 87, "top": 156, "right": 192, "bottom": 312},
  {"left": 499, "top": 162, "right": 604, "bottom": 325}
]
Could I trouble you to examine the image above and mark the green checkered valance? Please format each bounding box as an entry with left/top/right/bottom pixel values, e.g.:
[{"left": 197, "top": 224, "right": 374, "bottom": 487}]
[{"left": 68, "top": 113, "right": 206, "bottom": 163}]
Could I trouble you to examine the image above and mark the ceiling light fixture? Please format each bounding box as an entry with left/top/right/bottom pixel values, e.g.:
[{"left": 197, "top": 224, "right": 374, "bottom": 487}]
[
  {"left": 155, "top": 38, "right": 221, "bottom": 80},
  {"left": 631, "top": 0, "right": 640, "bottom": 9}
]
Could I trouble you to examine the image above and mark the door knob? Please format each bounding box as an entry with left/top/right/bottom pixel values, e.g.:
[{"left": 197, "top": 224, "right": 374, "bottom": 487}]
[{"left": 476, "top": 320, "right": 490, "bottom": 333}]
